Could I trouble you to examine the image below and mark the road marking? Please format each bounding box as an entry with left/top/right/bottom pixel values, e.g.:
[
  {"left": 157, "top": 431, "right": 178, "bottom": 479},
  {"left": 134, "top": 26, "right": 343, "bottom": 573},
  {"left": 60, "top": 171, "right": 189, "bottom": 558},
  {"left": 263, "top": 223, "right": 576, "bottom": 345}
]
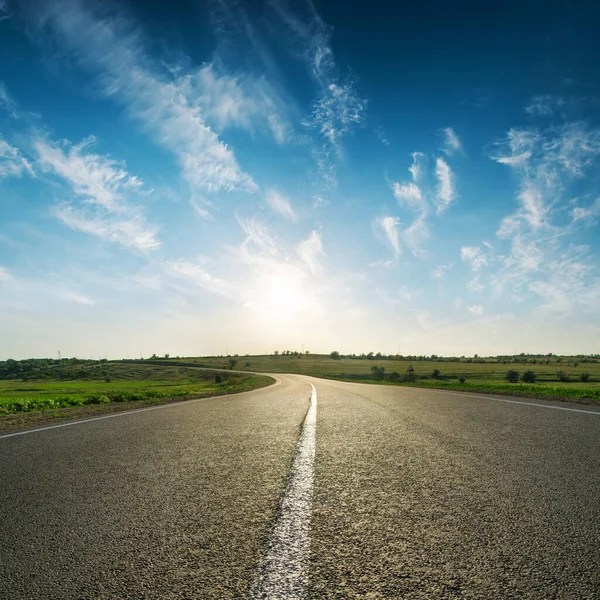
[
  {"left": 0, "top": 378, "right": 282, "bottom": 441},
  {"left": 441, "top": 391, "right": 600, "bottom": 415},
  {"left": 251, "top": 382, "right": 317, "bottom": 600}
]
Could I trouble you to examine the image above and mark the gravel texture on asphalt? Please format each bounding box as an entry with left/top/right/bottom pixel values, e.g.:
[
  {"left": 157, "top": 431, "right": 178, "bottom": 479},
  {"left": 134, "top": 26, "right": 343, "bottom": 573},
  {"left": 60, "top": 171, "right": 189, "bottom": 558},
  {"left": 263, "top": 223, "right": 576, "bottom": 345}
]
[
  {"left": 305, "top": 377, "right": 600, "bottom": 599},
  {"left": 0, "top": 376, "right": 310, "bottom": 600}
]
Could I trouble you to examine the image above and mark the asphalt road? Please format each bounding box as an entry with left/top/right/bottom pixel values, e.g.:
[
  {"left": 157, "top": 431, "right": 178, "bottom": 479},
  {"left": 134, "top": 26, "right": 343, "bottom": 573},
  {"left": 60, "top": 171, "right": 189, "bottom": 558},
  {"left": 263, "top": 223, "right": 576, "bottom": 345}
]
[{"left": 2, "top": 376, "right": 600, "bottom": 599}]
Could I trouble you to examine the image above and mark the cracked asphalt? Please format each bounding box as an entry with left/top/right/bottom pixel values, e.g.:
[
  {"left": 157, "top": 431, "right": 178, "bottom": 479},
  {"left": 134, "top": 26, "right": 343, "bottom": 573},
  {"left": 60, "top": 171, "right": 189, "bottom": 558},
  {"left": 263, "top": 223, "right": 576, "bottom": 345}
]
[{"left": 2, "top": 375, "right": 599, "bottom": 599}]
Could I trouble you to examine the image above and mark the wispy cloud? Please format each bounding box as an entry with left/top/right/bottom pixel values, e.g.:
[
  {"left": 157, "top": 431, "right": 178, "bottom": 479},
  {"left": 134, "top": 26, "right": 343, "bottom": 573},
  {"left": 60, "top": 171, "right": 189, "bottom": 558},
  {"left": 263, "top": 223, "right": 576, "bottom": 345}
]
[
  {"left": 35, "top": 135, "right": 140, "bottom": 212},
  {"left": 297, "top": 230, "right": 324, "bottom": 273},
  {"left": 165, "top": 260, "right": 233, "bottom": 297},
  {"left": 442, "top": 127, "right": 462, "bottom": 155},
  {"left": 62, "top": 290, "right": 95, "bottom": 305},
  {"left": 190, "top": 198, "right": 214, "bottom": 220},
  {"left": 31, "top": 0, "right": 257, "bottom": 195},
  {"left": 403, "top": 213, "right": 429, "bottom": 256},
  {"left": 181, "top": 62, "right": 290, "bottom": 144},
  {"left": 392, "top": 181, "right": 423, "bottom": 210},
  {"left": 273, "top": 0, "right": 366, "bottom": 194},
  {"left": 571, "top": 197, "right": 600, "bottom": 225},
  {"left": 375, "top": 216, "right": 401, "bottom": 258},
  {"left": 265, "top": 188, "right": 296, "bottom": 220},
  {"left": 468, "top": 304, "right": 484, "bottom": 316},
  {"left": 53, "top": 203, "right": 159, "bottom": 252},
  {"left": 0, "top": 137, "right": 34, "bottom": 178},
  {"left": 460, "top": 246, "right": 488, "bottom": 271},
  {"left": 37, "top": 136, "right": 159, "bottom": 252},
  {"left": 432, "top": 263, "right": 453, "bottom": 278},
  {"left": 434, "top": 157, "right": 456, "bottom": 214}
]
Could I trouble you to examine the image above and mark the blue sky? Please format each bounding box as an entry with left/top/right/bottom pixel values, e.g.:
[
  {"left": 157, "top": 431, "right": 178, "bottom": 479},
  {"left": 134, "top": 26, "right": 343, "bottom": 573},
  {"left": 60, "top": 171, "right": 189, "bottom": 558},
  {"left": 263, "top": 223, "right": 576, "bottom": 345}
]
[{"left": 1, "top": 0, "right": 600, "bottom": 359}]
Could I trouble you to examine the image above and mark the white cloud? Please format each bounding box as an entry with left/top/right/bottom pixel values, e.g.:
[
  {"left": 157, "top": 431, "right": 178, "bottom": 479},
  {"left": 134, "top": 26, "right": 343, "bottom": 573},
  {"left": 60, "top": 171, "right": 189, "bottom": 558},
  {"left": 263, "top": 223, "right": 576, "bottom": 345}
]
[
  {"left": 571, "top": 197, "right": 600, "bottom": 225},
  {"left": 265, "top": 188, "right": 296, "bottom": 220},
  {"left": 403, "top": 214, "right": 429, "bottom": 256},
  {"left": 181, "top": 63, "right": 290, "bottom": 144},
  {"left": 392, "top": 181, "right": 423, "bottom": 210},
  {"left": 495, "top": 151, "right": 532, "bottom": 167},
  {"left": 35, "top": 136, "right": 140, "bottom": 212},
  {"left": 409, "top": 152, "right": 425, "bottom": 182},
  {"left": 273, "top": 0, "right": 365, "bottom": 194},
  {"left": 467, "top": 278, "right": 485, "bottom": 292},
  {"left": 525, "top": 95, "right": 567, "bottom": 117},
  {"left": 237, "top": 216, "right": 280, "bottom": 263},
  {"left": 297, "top": 230, "right": 324, "bottom": 273},
  {"left": 0, "top": 138, "right": 34, "bottom": 179},
  {"left": 190, "top": 198, "right": 213, "bottom": 220},
  {"left": 62, "top": 290, "right": 95, "bottom": 305},
  {"left": 309, "top": 81, "right": 365, "bottom": 145},
  {"left": 468, "top": 304, "right": 484, "bottom": 316},
  {"left": 53, "top": 203, "right": 160, "bottom": 253},
  {"left": 33, "top": 1, "right": 257, "bottom": 195},
  {"left": 442, "top": 127, "right": 462, "bottom": 155},
  {"left": 165, "top": 260, "right": 232, "bottom": 297},
  {"left": 434, "top": 157, "right": 456, "bottom": 213},
  {"left": 37, "top": 137, "right": 159, "bottom": 252},
  {"left": 461, "top": 246, "right": 488, "bottom": 271},
  {"left": 432, "top": 263, "right": 453, "bottom": 278},
  {"left": 375, "top": 216, "right": 401, "bottom": 258}
]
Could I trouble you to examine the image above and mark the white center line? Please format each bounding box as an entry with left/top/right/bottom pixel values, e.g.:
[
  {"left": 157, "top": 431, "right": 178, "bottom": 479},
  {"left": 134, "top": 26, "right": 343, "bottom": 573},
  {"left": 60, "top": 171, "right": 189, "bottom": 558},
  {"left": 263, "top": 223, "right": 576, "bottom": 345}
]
[{"left": 251, "top": 382, "right": 317, "bottom": 600}]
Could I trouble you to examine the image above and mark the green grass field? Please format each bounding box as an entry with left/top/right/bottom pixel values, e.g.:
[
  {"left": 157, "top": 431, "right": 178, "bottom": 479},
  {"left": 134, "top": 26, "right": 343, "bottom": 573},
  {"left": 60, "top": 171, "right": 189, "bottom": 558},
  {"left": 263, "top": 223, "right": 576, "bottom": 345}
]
[
  {"left": 0, "top": 362, "right": 273, "bottom": 415},
  {"left": 169, "top": 354, "right": 600, "bottom": 404}
]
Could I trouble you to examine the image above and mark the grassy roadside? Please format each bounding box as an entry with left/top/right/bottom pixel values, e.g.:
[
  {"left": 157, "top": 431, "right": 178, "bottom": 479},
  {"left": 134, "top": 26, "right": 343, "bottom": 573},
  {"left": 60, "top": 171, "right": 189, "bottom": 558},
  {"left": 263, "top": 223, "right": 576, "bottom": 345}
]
[{"left": 0, "top": 363, "right": 274, "bottom": 432}]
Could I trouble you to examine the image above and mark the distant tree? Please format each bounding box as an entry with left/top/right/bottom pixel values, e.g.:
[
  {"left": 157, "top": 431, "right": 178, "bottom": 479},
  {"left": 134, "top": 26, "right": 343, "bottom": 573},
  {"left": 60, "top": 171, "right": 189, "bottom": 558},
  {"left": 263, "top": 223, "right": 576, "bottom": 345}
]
[
  {"left": 228, "top": 358, "right": 238, "bottom": 369},
  {"left": 367, "top": 352, "right": 374, "bottom": 360},
  {"left": 330, "top": 351, "right": 341, "bottom": 360},
  {"left": 245, "top": 361, "right": 251, "bottom": 367},
  {"left": 556, "top": 371, "right": 570, "bottom": 382},
  {"left": 150, "top": 354, "right": 158, "bottom": 360},
  {"left": 104, "top": 376, "right": 111, "bottom": 383},
  {"left": 521, "top": 370, "right": 536, "bottom": 383},
  {"left": 164, "top": 354, "right": 170, "bottom": 359},
  {"left": 580, "top": 372, "right": 590, "bottom": 382},
  {"left": 215, "top": 373, "right": 222, "bottom": 383},
  {"left": 505, "top": 370, "right": 520, "bottom": 383},
  {"left": 431, "top": 369, "right": 441, "bottom": 379},
  {"left": 458, "top": 376, "right": 466, "bottom": 384},
  {"left": 371, "top": 366, "right": 385, "bottom": 381},
  {"left": 274, "top": 351, "right": 279, "bottom": 357}
]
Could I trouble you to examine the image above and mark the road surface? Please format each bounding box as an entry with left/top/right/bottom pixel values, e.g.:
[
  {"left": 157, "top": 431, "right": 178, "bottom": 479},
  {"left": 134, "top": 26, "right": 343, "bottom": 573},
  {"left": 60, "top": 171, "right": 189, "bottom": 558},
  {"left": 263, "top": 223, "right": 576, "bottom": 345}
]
[{"left": 1, "top": 375, "right": 599, "bottom": 599}]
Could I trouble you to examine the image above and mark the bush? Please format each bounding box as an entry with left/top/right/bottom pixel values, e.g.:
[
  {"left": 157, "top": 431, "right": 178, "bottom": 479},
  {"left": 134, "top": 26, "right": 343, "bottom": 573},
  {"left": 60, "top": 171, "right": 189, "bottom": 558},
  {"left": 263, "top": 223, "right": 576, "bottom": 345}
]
[
  {"left": 521, "top": 370, "right": 536, "bottom": 383},
  {"left": 330, "top": 351, "right": 341, "bottom": 360},
  {"left": 431, "top": 369, "right": 440, "bottom": 378},
  {"left": 458, "top": 377, "right": 466, "bottom": 384},
  {"left": 371, "top": 366, "right": 385, "bottom": 381},
  {"left": 580, "top": 372, "right": 590, "bottom": 382},
  {"left": 505, "top": 370, "right": 519, "bottom": 383},
  {"left": 389, "top": 371, "right": 399, "bottom": 382},
  {"left": 556, "top": 371, "right": 570, "bottom": 382},
  {"left": 215, "top": 373, "right": 222, "bottom": 384}
]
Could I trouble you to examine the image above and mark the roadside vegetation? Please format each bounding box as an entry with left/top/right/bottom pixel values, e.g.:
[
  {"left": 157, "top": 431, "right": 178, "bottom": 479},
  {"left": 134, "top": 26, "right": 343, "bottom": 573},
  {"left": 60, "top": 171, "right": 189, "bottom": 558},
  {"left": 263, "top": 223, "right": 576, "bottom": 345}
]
[
  {"left": 0, "top": 359, "right": 273, "bottom": 420},
  {"left": 172, "top": 351, "right": 600, "bottom": 405}
]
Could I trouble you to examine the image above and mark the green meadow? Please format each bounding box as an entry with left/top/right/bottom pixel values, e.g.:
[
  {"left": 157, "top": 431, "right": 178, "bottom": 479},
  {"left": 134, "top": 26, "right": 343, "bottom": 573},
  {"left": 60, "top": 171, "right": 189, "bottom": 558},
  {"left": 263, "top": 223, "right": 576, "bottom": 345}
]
[{"left": 0, "top": 360, "right": 273, "bottom": 415}]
